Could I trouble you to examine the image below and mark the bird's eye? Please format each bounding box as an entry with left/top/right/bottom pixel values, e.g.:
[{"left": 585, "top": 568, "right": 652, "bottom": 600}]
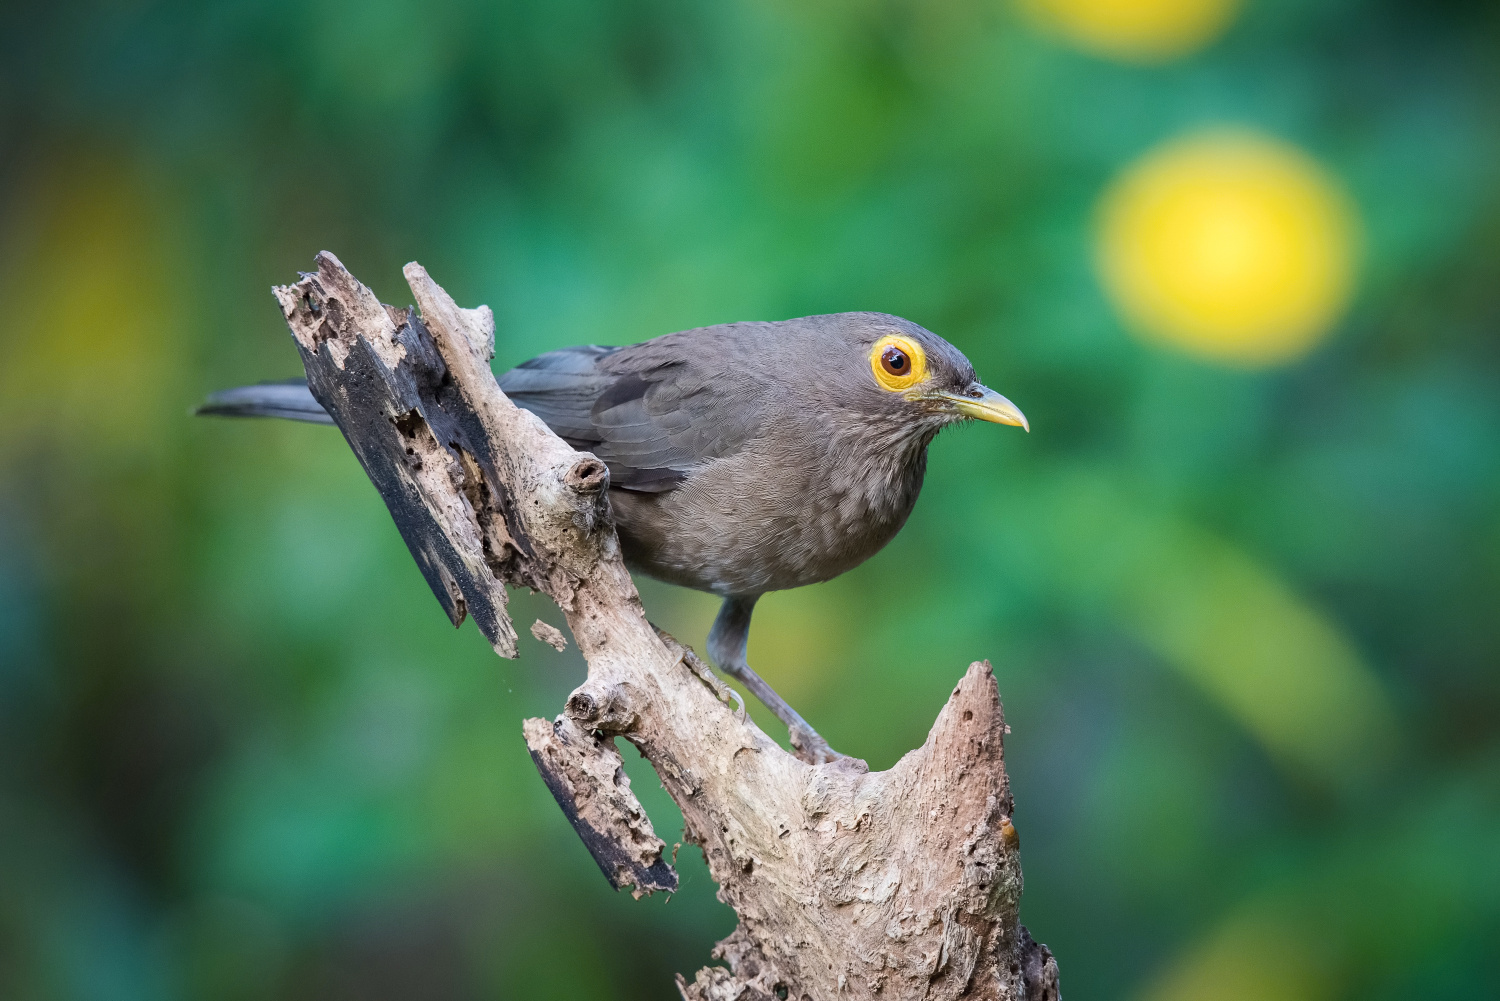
[{"left": 869, "top": 335, "right": 928, "bottom": 392}]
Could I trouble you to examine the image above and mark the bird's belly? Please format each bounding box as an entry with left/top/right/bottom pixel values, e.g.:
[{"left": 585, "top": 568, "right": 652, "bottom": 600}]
[{"left": 608, "top": 459, "right": 918, "bottom": 597}]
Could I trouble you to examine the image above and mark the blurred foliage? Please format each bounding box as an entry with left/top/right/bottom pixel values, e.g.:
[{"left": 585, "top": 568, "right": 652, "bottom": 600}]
[{"left": 2, "top": 0, "right": 1499, "bottom": 999}]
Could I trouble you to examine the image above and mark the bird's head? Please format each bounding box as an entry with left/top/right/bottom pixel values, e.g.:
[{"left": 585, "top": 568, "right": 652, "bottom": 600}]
[{"left": 825, "top": 313, "right": 1029, "bottom": 435}]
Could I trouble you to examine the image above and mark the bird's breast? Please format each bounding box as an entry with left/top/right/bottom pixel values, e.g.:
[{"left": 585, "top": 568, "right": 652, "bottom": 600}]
[{"left": 608, "top": 425, "right": 931, "bottom": 597}]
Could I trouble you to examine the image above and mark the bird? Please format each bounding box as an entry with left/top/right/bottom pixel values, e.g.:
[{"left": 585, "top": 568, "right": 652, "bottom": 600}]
[{"left": 201, "top": 312, "right": 1027, "bottom": 762}]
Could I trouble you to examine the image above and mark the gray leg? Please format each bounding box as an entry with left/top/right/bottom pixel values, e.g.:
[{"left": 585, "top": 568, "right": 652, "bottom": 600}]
[{"left": 707, "top": 595, "right": 839, "bottom": 764}]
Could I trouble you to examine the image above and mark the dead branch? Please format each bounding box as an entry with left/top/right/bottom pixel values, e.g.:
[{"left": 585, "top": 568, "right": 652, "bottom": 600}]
[{"left": 275, "top": 252, "right": 1060, "bottom": 1000}]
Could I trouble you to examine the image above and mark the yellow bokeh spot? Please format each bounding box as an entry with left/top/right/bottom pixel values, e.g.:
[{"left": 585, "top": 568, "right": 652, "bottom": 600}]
[
  {"left": 1096, "top": 129, "right": 1359, "bottom": 367},
  {"left": 1021, "top": 0, "right": 1242, "bottom": 62}
]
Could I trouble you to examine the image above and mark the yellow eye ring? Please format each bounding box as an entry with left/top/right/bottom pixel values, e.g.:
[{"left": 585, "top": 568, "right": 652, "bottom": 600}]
[{"left": 869, "top": 335, "right": 928, "bottom": 392}]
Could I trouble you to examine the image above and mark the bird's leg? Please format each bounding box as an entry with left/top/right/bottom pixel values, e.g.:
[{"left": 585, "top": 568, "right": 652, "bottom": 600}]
[{"left": 707, "top": 595, "right": 840, "bottom": 764}]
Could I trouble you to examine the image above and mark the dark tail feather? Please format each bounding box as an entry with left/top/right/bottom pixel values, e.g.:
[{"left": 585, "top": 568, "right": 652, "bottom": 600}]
[{"left": 196, "top": 378, "right": 334, "bottom": 425}]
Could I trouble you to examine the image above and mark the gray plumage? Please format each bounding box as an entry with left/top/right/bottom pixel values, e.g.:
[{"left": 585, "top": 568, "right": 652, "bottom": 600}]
[
  {"left": 198, "top": 379, "right": 335, "bottom": 424},
  {"left": 515, "top": 313, "right": 973, "bottom": 598},
  {"left": 201, "top": 311, "right": 1025, "bottom": 761}
]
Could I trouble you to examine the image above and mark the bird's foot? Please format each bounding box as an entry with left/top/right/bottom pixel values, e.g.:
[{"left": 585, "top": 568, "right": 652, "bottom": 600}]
[{"left": 789, "top": 725, "right": 860, "bottom": 768}]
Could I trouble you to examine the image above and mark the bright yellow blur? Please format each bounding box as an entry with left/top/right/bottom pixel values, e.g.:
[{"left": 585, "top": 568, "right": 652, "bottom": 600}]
[
  {"left": 1021, "top": 0, "right": 1243, "bottom": 62},
  {"left": 1097, "top": 130, "right": 1359, "bottom": 367}
]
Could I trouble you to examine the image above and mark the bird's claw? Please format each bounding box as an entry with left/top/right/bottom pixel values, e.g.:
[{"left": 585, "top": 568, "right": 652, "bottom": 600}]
[{"left": 788, "top": 726, "right": 846, "bottom": 766}]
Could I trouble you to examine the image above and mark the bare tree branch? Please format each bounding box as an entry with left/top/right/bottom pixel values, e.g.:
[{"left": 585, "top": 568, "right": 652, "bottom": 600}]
[{"left": 275, "top": 252, "right": 1060, "bottom": 1000}]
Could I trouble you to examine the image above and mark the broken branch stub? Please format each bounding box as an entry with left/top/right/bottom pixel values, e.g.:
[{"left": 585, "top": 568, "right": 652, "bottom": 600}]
[
  {"left": 274, "top": 253, "right": 1060, "bottom": 1000},
  {"left": 275, "top": 255, "right": 518, "bottom": 655}
]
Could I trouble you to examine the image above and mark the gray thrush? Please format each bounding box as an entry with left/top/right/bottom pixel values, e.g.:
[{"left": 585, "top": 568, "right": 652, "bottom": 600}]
[{"left": 201, "top": 311, "right": 1027, "bottom": 762}]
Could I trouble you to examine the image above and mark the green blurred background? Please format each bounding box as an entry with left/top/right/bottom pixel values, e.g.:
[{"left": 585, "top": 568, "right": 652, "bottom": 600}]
[{"left": 2, "top": 0, "right": 1498, "bottom": 997}]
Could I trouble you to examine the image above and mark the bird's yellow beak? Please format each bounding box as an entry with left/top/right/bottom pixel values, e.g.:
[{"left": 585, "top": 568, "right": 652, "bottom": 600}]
[{"left": 934, "top": 384, "right": 1029, "bottom": 431}]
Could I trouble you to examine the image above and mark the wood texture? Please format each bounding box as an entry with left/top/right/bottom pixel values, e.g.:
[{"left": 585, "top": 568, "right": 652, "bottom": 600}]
[
  {"left": 531, "top": 619, "right": 569, "bottom": 651},
  {"left": 274, "top": 252, "right": 1060, "bottom": 1000}
]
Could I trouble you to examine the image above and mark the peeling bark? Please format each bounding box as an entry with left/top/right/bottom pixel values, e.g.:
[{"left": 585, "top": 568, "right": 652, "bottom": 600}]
[
  {"left": 273, "top": 252, "right": 1060, "bottom": 1000},
  {"left": 531, "top": 619, "right": 569, "bottom": 651}
]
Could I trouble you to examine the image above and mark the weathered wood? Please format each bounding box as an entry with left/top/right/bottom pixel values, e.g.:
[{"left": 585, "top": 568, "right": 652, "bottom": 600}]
[
  {"left": 524, "top": 716, "right": 677, "bottom": 896},
  {"left": 273, "top": 252, "right": 1060, "bottom": 1000},
  {"left": 530, "top": 618, "right": 569, "bottom": 651},
  {"left": 275, "top": 260, "right": 520, "bottom": 655}
]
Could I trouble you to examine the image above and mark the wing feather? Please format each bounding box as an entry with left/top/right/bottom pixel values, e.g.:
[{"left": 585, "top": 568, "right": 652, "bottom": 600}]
[{"left": 498, "top": 338, "right": 762, "bottom": 493}]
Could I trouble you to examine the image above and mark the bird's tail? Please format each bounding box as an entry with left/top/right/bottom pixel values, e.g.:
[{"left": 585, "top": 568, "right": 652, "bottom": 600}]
[{"left": 196, "top": 378, "right": 334, "bottom": 425}]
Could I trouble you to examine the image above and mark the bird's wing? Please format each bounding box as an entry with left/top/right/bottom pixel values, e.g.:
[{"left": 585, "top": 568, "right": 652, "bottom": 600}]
[
  {"left": 196, "top": 335, "right": 765, "bottom": 493},
  {"left": 496, "top": 345, "right": 621, "bottom": 447},
  {"left": 499, "top": 338, "right": 763, "bottom": 493}
]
